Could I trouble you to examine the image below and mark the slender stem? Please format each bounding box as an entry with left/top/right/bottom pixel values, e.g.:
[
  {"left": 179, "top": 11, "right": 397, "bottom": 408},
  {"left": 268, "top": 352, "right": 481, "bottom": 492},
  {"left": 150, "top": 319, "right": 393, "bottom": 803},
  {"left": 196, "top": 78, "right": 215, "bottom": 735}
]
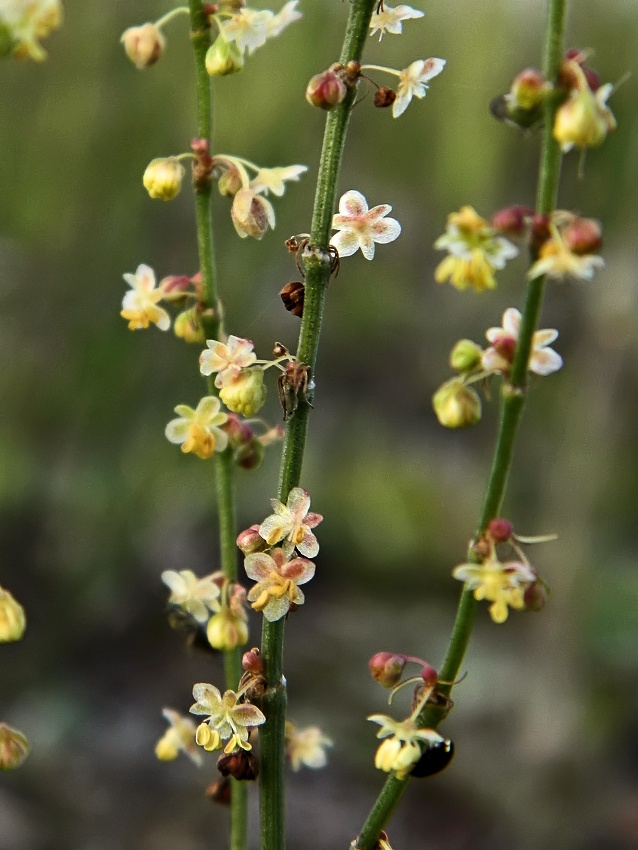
[
  {"left": 155, "top": 6, "right": 190, "bottom": 30},
  {"left": 257, "top": 4, "right": 378, "bottom": 850},
  {"left": 188, "top": 3, "right": 246, "bottom": 847},
  {"left": 354, "top": 1, "right": 568, "bottom": 846}
]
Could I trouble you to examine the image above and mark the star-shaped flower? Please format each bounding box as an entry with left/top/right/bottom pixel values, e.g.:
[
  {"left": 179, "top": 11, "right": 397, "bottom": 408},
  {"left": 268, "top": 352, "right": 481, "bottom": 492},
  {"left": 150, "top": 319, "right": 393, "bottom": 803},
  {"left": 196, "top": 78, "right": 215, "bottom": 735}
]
[
  {"left": 161, "top": 570, "right": 221, "bottom": 622},
  {"left": 434, "top": 206, "right": 518, "bottom": 292},
  {"left": 331, "top": 190, "right": 401, "bottom": 260},
  {"left": 249, "top": 164, "right": 308, "bottom": 197},
  {"left": 219, "top": 8, "right": 272, "bottom": 54},
  {"left": 368, "top": 714, "right": 444, "bottom": 778},
  {"left": 190, "top": 683, "right": 266, "bottom": 754},
  {"left": 199, "top": 335, "right": 257, "bottom": 387},
  {"left": 258, "top": 487, "right": 322, "bottom": 557},
  {"left": 165, "top": 397, "right": 229, "bottom": 460},
  {"left": 393, "top": 58, "right": 446, "bottom": 118},
  {"left": 120, "top": 264, "right": 170, "bottom": 331},
  {"left": 481, "top": 308, "right": 563, "bottom": 377},
  {"left": 452, "top": 556, "right": 536, "bottom": 623},
  {"left": 244, "top": 547, "right": 315, "bottom": 622},
  {"left": 285, "top": 721, "right": 333, "bottom": 771},
  {"left": 155, "top": 708, "right": 202, "bottom": 766},
  {"left": 369, "top": 4, "right": 424, "bottom": 41}
]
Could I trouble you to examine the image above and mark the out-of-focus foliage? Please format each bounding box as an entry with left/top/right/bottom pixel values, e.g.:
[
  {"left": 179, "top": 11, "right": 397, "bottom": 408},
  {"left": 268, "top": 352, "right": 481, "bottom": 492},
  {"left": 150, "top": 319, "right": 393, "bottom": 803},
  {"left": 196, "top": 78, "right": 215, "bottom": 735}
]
[{"left": 1, "top": 2, "right": 637, "bottom": 848}]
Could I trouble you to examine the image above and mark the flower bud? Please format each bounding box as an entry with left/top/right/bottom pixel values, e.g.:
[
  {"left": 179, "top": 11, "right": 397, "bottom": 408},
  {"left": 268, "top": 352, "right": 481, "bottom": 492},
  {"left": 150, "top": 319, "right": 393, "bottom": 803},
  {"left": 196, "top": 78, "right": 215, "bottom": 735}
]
[
  {"left": 374, "top": 87, "right": 396, "bottom": 109},
  {"left": 231, "top": 189, "right": 275, "bottom": 240},
  {"left": 432, "top": 379, "right": 481, "bottom": 429},
  {"left": 219, "top": 369, "right": 267, "bottom": 417},
  {"left": 369, "top": 652, "right": 407, "bottom": 688},
  {"left": 143, "top": 157, "right": 186, "bottom": 201},
  {"left": 523, "top": 580, "right": 549, "bottom": 612},
  {"left": 121, "top": 23, "right": 165, "bottom": 69},
  {"left": 491, "top": 204, "right": 534, "bottom": 236},
  {"left": 510, "top": 68, "right": 550, "bottom": 111},
  {"left": 205, "top": 35, "right": 244, "bottom": 77},
  {"left": 0, "top": 723, "right": 29, "bottom": 770},
  {"left": 306, "top": 68, "right": 347, "bottom": 110},
  {"left": 561, "top": 217, "right": 602, "bottom": 255},
  {"left": 0, "top": 587, "right": 26, "bottom": 642},
  {"left": 174, "top": 308, "right": 206, "bottom": 344},
  {"left": 420, "top": 663, "right": 438, "bottom": 689},
  {"left": 236, "top": 524, "right": 266, "bottom": 555},
  {"left": 207, "top": 609, "right": 249, "bottom": 651},
  {"left": 217, "top": 750, "right": 259, "bottom": 781},
  {"left": 233, "top": 439, "right": 265, "bottom": 471},
  {"left": 553, "top": 61, "right": 616, "bottom": 151},
  {"left": 487, "top": 517, "right": 513, "bottom": 543},
  {"left": 449, "top": 339, "right": 482, "bottom": 373},
  {"left": 242, "top": 648, "right": 264, "bottom": 674}
]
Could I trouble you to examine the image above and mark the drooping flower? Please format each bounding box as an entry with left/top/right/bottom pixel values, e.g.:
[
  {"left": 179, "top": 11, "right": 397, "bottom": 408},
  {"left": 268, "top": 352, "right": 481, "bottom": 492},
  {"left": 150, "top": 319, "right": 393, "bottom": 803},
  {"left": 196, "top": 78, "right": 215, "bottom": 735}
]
[
  {"left": 393, "top": 58, "right": 446, "bottom": 118},
  {"left": 330, "top": 190, "right": 401, "bottom": 260},
  {"left": 258, "top": 487, "right": 322, "bottom": 557},
  {"left": 190, "top": 683, "right": 266, "bottom": 754},
  {"left": 155, "top": 709, "right": 202, "bottom": 766},
  {"left": 0, "top": 0, "right": 63, "bottom": 62},
  {"left": 285, "top": 721, "right": 333, "bottom": 771},
  {"left": 199, "top": 335, "right": 257, "bottom": 387},
  {"left": 369, "top": 4, "right": 424, "bottom": 41},
  {"left": 249, "top": 165, "right": 308, "bottom": 197},
  {"left": 452, "top": 555, "right": 536, "bottom": 624},
  {"left": 0, "top": 586, "right": 26, "bottom": 642},
  {"left": 161, "top": 570, "right": 221, "bottom": 622},
  {"left": 121, "top": 22, "right": 165, "bottom": 69},
  {"left": 121, "top": 264, "right": 170, "bottom": 331},
  {"left": 481, "top": 308, "right": 563, "bottom": 377},
  {"left": 244, "top": 547, "right": 315, "bottom": 622},
  {"left": 434, "top": 206, "right": 519, "bottom": 292},
  {"left": 165, "top": 396, "right": 229, "bottom": 460},
  {"left": 368, "top": 714, "right": 444, "bottom": 779},
  {"left": 553, "top": 60, "right": 616, "bottom": 152},
  {"left": 528, "top": 223, "right": 604, "bottom": 282},
  {"left": 231, "top": 188, "right": 276, "bottom": 239}
]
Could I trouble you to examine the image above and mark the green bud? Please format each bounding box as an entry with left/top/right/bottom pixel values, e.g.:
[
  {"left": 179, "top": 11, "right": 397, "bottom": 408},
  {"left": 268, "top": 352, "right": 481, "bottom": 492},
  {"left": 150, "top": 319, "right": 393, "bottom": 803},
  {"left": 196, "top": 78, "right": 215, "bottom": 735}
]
[{"left": 449, "top": 339, "right": 483, "bottom": 373}]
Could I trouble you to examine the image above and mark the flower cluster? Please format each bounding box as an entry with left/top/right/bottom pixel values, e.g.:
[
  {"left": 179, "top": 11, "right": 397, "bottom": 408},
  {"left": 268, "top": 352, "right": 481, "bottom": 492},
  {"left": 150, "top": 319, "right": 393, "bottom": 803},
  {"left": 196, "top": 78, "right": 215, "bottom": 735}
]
[
  {"left": 432, "top": 307, "right": 562, "bottom": 428},
  {"left": 434, "top": 206, "right": 519, "bottom": 292},
  {"left": 0, "top": 0, "right": 63, "bottom": 62},
  {"left": 190, "top": 682, "right": 266, "bottom": 755},
  {"left": 239, "top": 487, "right": 322, "bottom": 621}
]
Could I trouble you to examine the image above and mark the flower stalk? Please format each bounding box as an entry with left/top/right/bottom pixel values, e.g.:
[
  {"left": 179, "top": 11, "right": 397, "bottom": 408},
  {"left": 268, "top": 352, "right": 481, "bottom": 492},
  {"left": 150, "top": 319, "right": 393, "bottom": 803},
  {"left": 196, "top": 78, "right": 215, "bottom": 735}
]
[
  {"left": 257, "top": 3, "right": 378, "bottom": 849},
  {"left": 188, "top": 2, "right": 245, "bottom": 847},
  {"left": 353, "top": 0, "right": 568, "bottom": 846}
]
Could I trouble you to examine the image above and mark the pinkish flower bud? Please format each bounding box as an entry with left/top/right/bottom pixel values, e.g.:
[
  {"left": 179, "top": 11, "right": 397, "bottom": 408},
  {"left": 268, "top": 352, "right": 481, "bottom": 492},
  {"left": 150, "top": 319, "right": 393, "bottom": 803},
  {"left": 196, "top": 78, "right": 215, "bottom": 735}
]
[
  {"left": 487, "top": 518, "right": 514, "bottom": 543},
  {"left": 562, "top": 217, "right": 603, "bottom": 255},
  {"left": 236, "top": 525, "right": 267, "bottom": 555},
  {"left": 225, "top": 414, "right": 255, "bottom": 446},
  {"left": 121, "top": 23, "right": 165, "bottom": 69},
  {"left": 306, "top": 68, "right": 347, "bottom": 110},
  {"left": 420, "top": 663, "right": 438, "bottom": 689},
  {"left": 369, "top": 652, "right": 407, "bottom": 688},
  {"left": 242, "top": 648, "right": 264, "bottom": 674},
  {"left": 233, "top": 439, "right": 265, "bottom": 471},
  {"left": 491, "top": 205, "right": 534, "bottom": 236}
]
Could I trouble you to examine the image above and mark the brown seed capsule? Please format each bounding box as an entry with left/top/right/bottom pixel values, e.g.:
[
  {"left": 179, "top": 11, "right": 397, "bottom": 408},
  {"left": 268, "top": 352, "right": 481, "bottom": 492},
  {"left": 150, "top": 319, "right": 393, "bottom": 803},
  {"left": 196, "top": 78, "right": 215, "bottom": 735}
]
[
  {"left": 280, "top": 280, "right": 305, "bottom": 317},
  {"left": 217, "top": 750, "right": 259, "bottom": 781},
  {"left": 374, "top": 87, "right": 396, "bottom": 109}
]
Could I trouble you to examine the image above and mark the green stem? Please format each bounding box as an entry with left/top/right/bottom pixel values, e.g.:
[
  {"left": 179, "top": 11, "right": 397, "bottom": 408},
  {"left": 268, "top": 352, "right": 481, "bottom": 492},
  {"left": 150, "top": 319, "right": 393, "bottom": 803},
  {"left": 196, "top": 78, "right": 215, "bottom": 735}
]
[
  {"left": 353, "top": 0, "right": 568, "bottom": 846},
  {"left": 188, "top": 3, "right": 245, "bottom": 847},
  {"left": 257, "top": 4, "right": 378, "bottom": 850}
]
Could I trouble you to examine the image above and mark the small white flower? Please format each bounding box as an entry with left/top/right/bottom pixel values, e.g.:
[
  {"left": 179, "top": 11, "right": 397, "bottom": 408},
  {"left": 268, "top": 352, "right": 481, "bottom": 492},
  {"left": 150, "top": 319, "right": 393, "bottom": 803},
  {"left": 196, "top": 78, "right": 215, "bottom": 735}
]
[
  {"left": 220, "top": 8, "right": 272, "bottom": 54},
  {"left": 481, "top": 308, "right": 563, "bottom": 377},
  {"left": 249, "top": 164, "right": 308, "bottom": 197},
  {"left": 330, "top": 190, "right": 401, "bottom": 260},
  {"left": 266, "top": 0, "right": 302, "bottom": 38},
  {"left": 285, "top": 721, "right": 333, "bottom": 771},
  {"left": 161, "top": 570, "right": 221, "bottom": 622},
  {"left": 199, "top": 335, "right": 257, "bottom": 387},
  {"left": 369, "top": 4, "right": 424, "bottom": 41},
  {"left": 120, "top": 264, "right": 170, "bottom": 331},
  {"left": 393, "top": 58, "right": 446, "bottom": 118}
]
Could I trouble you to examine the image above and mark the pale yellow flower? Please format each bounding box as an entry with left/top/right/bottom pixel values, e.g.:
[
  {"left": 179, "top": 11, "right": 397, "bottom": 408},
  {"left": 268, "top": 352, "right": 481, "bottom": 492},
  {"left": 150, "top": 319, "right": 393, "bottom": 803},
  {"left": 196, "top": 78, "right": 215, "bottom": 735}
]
[
  {"left": 121, "top": 264, "right": 170, "bottom": 331},
  {"left": 155, "top": 709, "right": 202, "bottom": 766},
  {"left": 165, "top": 397, "right": 229, "bottom": 459},
  {"left": 285, "top": 721, "right": 333, "bottom": 771}
]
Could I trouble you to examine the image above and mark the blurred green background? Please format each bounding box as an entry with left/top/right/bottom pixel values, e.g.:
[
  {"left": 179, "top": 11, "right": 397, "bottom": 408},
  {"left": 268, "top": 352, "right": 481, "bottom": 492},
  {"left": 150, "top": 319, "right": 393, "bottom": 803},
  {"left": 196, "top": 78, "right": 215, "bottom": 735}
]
[{"left": 1, "top": 1, "right": 637, "bottom": 848}]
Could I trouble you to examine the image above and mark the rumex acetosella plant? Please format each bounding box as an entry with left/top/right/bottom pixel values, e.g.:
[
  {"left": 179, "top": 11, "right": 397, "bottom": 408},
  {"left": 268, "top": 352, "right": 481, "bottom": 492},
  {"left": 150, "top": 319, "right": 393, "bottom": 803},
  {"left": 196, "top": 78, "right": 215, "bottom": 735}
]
[{"left": 10, "top": 0, "right": 614, "bottom": 845}]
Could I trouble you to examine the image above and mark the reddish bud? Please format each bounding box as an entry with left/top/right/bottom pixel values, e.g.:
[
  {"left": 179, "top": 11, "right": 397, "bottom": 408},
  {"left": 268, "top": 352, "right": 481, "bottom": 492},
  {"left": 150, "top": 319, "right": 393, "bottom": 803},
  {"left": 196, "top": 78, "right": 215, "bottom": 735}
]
[
  {"left": 369, "top": 652, "right": 407, "bottom": 688},
  {"left": 225, "top": 413, "right": 254, "bottom": 446},
  {"left": 233, "top": 439, "right": 265, "bottom": 471},
  {"left": 563, "top": 49, "right": 601, "bottom": 91},
  {"left": 491, "top": 205, "right": 534, "bottom": 236},
  {"left": 374, "top": 87, "right": 396, "bottom": 109},
  {"left": 523, "top": 581, "right": 549, "bottom": 612},
  {"left": 510, "top": 68, "right": 549, "bottom": 110},
  {"left": 487, "top": 518, "right": 514, "bottom": 543},
  {"left": 236, "top": 525, "right": 266, "bottom": 555},
  {"left": 306, "top": 68, "right": 347, "bottom": 110},
  {"left": 420, "top": 663, "right": 438, "bottom": 689},
  {"left": 530, "top": 214, "right": 551, "bottom": 250},
  {"left": 562, "top": 217, "right": 603, "bottom": 255},
  {"left": 242, "top": 647, "right": 263, "bottom": 674}
]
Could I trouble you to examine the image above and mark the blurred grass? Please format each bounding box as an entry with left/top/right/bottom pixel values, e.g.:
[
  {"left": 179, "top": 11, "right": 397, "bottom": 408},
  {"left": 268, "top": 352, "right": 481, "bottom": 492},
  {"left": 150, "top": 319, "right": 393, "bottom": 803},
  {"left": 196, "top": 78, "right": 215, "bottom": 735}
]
[{"left": 0, "top": 1, "right": 637, "bottom": 849}]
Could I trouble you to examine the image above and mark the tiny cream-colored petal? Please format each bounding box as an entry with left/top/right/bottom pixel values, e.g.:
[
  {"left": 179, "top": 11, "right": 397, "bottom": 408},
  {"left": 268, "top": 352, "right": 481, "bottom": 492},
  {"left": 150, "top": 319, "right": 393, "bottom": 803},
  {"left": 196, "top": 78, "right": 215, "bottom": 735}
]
[
  {"left": 165, "top": 418, "right": 190, "bottom": 444},
  {"left": 501, "top": 308, "right": 522, "bottom": 336},
  {"left": 339, "top": 190, "right": 368, "bottom": 216},
  {"left": 330, "top": 230, "right": 362, "bottom": 257}
]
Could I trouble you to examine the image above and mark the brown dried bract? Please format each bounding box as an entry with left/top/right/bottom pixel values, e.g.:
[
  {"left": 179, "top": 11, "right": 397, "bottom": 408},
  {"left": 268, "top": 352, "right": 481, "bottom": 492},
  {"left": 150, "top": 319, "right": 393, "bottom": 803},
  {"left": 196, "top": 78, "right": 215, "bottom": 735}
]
[{"left": 278, "top": 360, "right": 312, "bottom": 421}]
